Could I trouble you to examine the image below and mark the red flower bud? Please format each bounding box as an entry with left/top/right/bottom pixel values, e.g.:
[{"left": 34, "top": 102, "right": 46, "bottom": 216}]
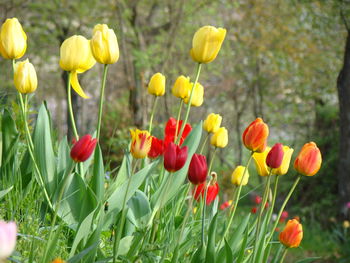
[
  {"left": 70, "top": 134, "right": 97, "bottom": 163},
  {"left": 164, "top": 117, "right": 192, "bottom": 145},
  {"left": 251, "top": 207, "right": 257, "bottom": 214},
  {"left": 148, "top": 136, "right": 164, "bottom": 159},
  {"left": 266, "top": 143, "right": 284, "bottom": 169},
  {"left": 163, "top": 142, "right": 188, "bottom": 172},
  {"left": 188, "top": 154, "right": 208, "bottom": 185},
  {"left": 254, "top": 195, "right": 262, "bottom": 205},
  {"left": 219, "top": 200, "right": 232, "bottom": 210},
  {"left": 193, "top": 174, "right": 220, "bottom": 205}
]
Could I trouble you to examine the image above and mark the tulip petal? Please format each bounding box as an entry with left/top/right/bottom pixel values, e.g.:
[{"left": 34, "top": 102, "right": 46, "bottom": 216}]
[{"left": 70, "top": 71, "right": 89, "bottom": 99}]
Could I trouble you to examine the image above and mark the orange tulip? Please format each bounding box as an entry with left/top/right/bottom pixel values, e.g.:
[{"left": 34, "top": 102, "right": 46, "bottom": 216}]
[
  {"left": 294, "top": 142, "right": 322, "bottom": 176},
  {"left": 242, "top": 118, "right": 269, "bottom": 153},
  {"left": 51, "top": 259, "right": 66, "bottom": 263},
  {"left": 279, "top": 219, "right": 303, "bottom": 248}
]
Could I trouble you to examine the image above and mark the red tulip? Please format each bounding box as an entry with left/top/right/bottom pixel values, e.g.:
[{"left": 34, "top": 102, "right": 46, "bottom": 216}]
[
  {"left": 148, "top": 136, "right": 164, "bottom": 159},
  {"left": 70, "top": 134, "right": 97, "bottom": 163},
  {"left": 279, "top": 211, "right": 289, "bottom": 223},
  {"left": 163, "top": 142, "right": 188, "bottom": 172},
  {"left": 220, "top": 200, "right": 232, "bottom": 210},
  {"left": 254, "top": 195, "right": 262, "bottom": 205},
  {"left": 251, "top": 207, "right": 257, "bottom": 214},
  {"left": 266, "top": 143, "right": 284, "bottom": 169},
  {"left": 188, "top": 154, "right": 208, "bottom": 185},
  {"left": 242, "top": 118, "right": 269, "bottom": 153},
  {"left": 193, "top": 174, "right": 220, "bottom": 205},
  {"left": 164, "top": 117, "right": 192, "bottom": 145}
]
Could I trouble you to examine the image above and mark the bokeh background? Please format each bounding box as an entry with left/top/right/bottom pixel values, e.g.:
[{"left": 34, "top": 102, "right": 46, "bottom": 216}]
[{"left": 1, "top": 0, "right": 349, "bottom": 261}]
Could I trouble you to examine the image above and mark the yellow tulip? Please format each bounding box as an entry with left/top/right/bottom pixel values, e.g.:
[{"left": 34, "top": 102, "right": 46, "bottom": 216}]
[
  {"left": 272, "top": 146, "right": 294, "bottom": 175},
  {"left": 231, "top": 165, "right": 249, "bottom": 186},
  {"left": 172, "top": 75, "right": 191, "bottom": 99},
  {"left": 14, "top": 59, "right": 37, "bottom": 94},
  {"left": 190, "top": 25, "right": 226, "bottom": 64},
  {"left": 91, "top": 24, "right": 119, "bottom": 64},
  {"left": 59, "top": 35, "right": 96, "bottom": 99},
  {"left": 252, "top": 147, "right": 271, "bottom": 176},
  {"left": 0, "top": 18, "right": 27, "bottom": 59},
  {"left": 130, "top": 129, "right": 152, "bottom": 159},
  {"left": 148, "top": 72, "right": 165, "bottom": 96},
  {"left": 203, "top": 113, "right": 222, "bottom": 133},
  {"left": 210, "top": 127, "right": 228, "bottom": 148},
  {"left": 184, "top": 82, "right": 204, "bottom": 107}
]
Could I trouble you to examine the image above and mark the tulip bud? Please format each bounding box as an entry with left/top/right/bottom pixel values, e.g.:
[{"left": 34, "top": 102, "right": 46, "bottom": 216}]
[
  {"left": 148, "top": 136, "right": 164, "bottom": 159},
  {"left": 0, "top": 221, "right": 17, "bottom": 260},
  {"left": 188, "top": 154, "right": 208, "bottom": 185},
  {"left": 172, "top": 75, "right": 191, "bottom": 99},
  {"left": 266, "top": 143, "right": 284, "bottom": 169},
  {"left": 242, "top": 118, "right": 269, "bottom": 153},
  {"left": 231, "top": 165, "right": 249, "bottom": 186},
  {"left": 194, "top": 179, "right": 220, "bottom": 205},
  {"left": 190, "top": 25, "right": 226, "bottom": 64},
  {"left": 164, "top": 117, "right": 192, "bottom": 146},
  {"left": 279, "top": 219, "right": 303, "bottom": 248},
  {"left": 163, "top": 142, "right": 188, "bottom": 172},
  {"left": 343, "top": 220, "right": 350, "bottom": 229},
  {"left": 14, "top": 59, "right": 37, "bottom": 94},
  {"left": 203, "top": 113, "right": 222, "bottom": 133},
  {"left": 183, "top": 82, "right": 204, "bottom": 107},
  {"left": 273, "top": 146, "right": 294, "bottom": 175},
  {"left": 148, "top": 72, "right": 165, "bottom": 96},
  {"left": 91, "top": 24, "right": 119, "bottom": 64},
  {"left": 251, "top": 207, "right": 257, "bottom": 214},
  {"left": 70, "top": 134, "right": 97, "bottom": 163},
  {"left": 60, "top": 35, "right": 96, "bottom": 99},
  {"left": 254, "top": 195, "right": 262, "bottom": 205},
  {"left": 130, "top": 129, "right": 152, "bottom": 159},
  {"left": 219, "top": 200, "right": 232, "bottom": 210},
  {"left": 0, "top": 18, "right": 27, "bottom": 59},
  {"left": 210, "top": 127, "right": 228, "bottom": 148},
  {"left": 252, "top": 147, "right": 271, "bottom": 176},
  {"left": 294, "top": 142, "right": 322, "bottom": 176}
]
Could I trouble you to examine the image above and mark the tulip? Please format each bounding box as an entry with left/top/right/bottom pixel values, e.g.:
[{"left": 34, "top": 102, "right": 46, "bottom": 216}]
[
  {"left": 190, "top": 25, "right": 226, "bottom": 64},
  {"left": 70, "top": 134, "right": 97, "bottom": 162},
  {"left": 210, "top": 127, "right": 228, "bottom": 148},
  {"left": 231, "top": 165, "right": 249, "bottom": 186},
  {"left": 266, "top": 143, "right": 284, "bottom": 169},
  {"left": 251, "top": 207, "right": 257, "bottom": 214},
  {"left": 343, "top": 220, "right": 350, "bottom": 229},
  {"left": 194, "top": 182, "right": 219, "bottom": 205},
  {"left": 148, "top": 136, "right": 164, "bottom": 159},
  {"left": 0, "top": 221, "right": 17, "bottom": 260},
  {"left": 272, "top": 146, "right": 294, "bottom": 175},
  {"left": 203, "top": 113, "right": 222, "bottom": 133},
  {"left": 164, "top": 117, "right": 192, "bottom": 145},
  {"left": 183, "top": 82, "right": 204, "bottom": 107},
  {"left": 172, "top": 75, "right": 191, "bottom": 99},
  {"left": 220, "top": 200, "right": 232, "bottom": 210},
  {"left": 130, "top": 129, "right": 152, "bottom": 159},
  {"left": 13, "top": 59, "right": 37, "bottom": 94},
  {"left": 252, "top": 147, "right": 271, "bottom": 176},
  {"left": 279, "top": 211, "right": 289, "bottom": 223},
  {"left": 294, "top": 142, "right": 322, "bottom": 176},
  {"left": 188, "top": 154, "right": 208, "bottom": 185},
  {"left": 254, "top": 195, "right": 262, "bottom": 205},
  {"left": 90, "top": 24, "right": 119, "bottom": 64},
  {"left": 279, "top": 219, "right": 303, "bottom": 248},
  {"left": 148, "top": 72, "right": 165, "bottom": 96},
  {"left": 0, "top": 18, "right": 27, "bottom": 59},
  {"left": 59, "top": 35, "right": 96, "bottom": 99},
  {"left": 242, "top": 118, "right": 269, "bottom": 153},
  {"left": 163, "top": 142, "right": 188, "bottom": 172},
  {"left": 52, "top": 259, "right": 66, "bottom": 263}
]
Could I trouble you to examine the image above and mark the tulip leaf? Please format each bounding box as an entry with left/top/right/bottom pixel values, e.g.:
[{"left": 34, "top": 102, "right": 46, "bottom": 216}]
[
  {"left": 224, "top": 239, "right": 233, "bottom": 263},
  {"left": 295, "top": 258, "right": 321, "bottom": 263},
  {"left": 90, "top": 144, "right": 105, "bottom": 204},
  {"left": 0, "top": 186, "right": 13, "bottom": 200},
  {"left": 127, "top": 190, "right": 151, "bottom": 228},
  {"left": 205, "top": 213, "right": 218, "bottom": 263},
  {"left": 228, "top": 213, "right": 251, "bottom": 253}
]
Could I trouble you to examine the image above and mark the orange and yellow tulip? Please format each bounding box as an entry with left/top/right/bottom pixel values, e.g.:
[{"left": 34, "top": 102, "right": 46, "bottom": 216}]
[
  {"left": 294, "top": 142, "right": 322, "bottom": 176},
  {"left": 242, "top": 118, "right": 269, "bottom": 153},
  {"left": 279, "top": 219, "right": 303, "bottom": 248},
  {"left": 130, "top": 129, "right": 152, "bottom": 159}
]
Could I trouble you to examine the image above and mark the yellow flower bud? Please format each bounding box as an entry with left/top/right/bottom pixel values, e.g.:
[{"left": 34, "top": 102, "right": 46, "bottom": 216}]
[
  {"left": 0, "top": 18, "right": 27, "bottom": 59},
  {"left": 231, "top": 165, "right": 249, "bottom": 186},
  {"left": 272, "top": 146, "right": 294, "bottom": 175},
  {"left": 203, "top": 113, "right": 222, "bottom": 133},
  {"left": 91, "top": 24, "right": 119, "bottom": 64},
  {"left": 14, "top": 59, "right": 37, "bottom": 94},
  {"left": 184, "top": 82, "right": 204, "bottom": 107},
  {"left": 190, "top": 25, "right": 226, "bottom": 64},
  {"left": 172, "top": 75, "right": 191, "bottom": 99},
  {"left": 210, "top": 127, "right": 228, "bottom": 148},
  {"left": 343, "top": 220, "right": 350, "bottom": 229},
  {"left": 59, "top": 35, "right": 96, "bottom": 99},
  {"left": 252, "top": 147, "right": 271, "bottom": 176},
  {"left": 148, "top": 72, "right": 165, "bottom": 96}
]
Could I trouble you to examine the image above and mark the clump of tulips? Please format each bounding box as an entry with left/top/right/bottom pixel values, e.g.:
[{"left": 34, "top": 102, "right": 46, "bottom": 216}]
[{"left": 0, "top": 15, "right": 324, "bottom": 263}]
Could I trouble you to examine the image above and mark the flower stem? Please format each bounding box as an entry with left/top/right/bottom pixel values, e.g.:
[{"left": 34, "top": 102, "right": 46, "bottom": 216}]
[
  {"left": 148, "top": 96, "right": 159, "bottom": 134},
  {"left": 174, "top": 99, "right": 184, "bottom": 143},
  {"left": 279, "top": 248, "right": 288, "bottom": 263},
  {"left": 96, "top": 64, "right": 109, "bottom": 141},
  {"left": 176, "top": 63, "right": 202, "bottom": 144},
  {"left": 199, "top": 132, "right": 209, "bottom": 154},
  {"left": 67, "top": 72, "right": 79, "bottom": 140},
  {"left": 266, "top": 175, "right": 280, "bottom": 228}
]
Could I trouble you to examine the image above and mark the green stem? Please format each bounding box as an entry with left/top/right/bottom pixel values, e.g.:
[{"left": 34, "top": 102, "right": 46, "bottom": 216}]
[
  {"left": 67, "top": 72, "right": 79, "bottom": 140},
  {"left": 279, "top": 248, "right": 288, "bottom": 263},
  {"left": 148, "top": 96, "right": 159, "bottom": 134},
  {"left": 96, "top": 64, "right": 109, "bottom": 141},
  {"left": 266, "top": 175, "right": 301, "bottom": 245},
  {"left": 199, "top": 133, "right": 209, "bottom": 154},
  {"left": 176, "top": 63, "right": 202, "bottom": 144},
  {"left": 266, "top": 175, "right": 280, "bottom": 228},
  {"left": 174, "top": 99, "right": 184, "bottom": 143}
]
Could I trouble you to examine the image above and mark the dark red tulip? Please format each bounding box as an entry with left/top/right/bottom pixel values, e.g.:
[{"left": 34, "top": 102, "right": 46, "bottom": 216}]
[
  {"left": 188, "top": 154, "right": 208, "bottom": 185},
  {"left": 148, "top": 136, "right": 164, "bottom": 159},
  {"left": 163, "top": 142, "right": 188, "bottom": 172},
  {"left": 164, "top": 117, "right": 192, "bottom": 145},
  {"left": 266, "top": 143, "right": 284, "bottom": 169},
  {"left": 70, "top": 134, "right": 97, "bottom": 163}
]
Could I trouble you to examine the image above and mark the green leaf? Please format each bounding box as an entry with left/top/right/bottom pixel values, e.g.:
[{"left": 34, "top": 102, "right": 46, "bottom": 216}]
[
  {"left": 128, "top": 190, "right": 151, "bottom": 228},
  {"left": 295, "top": 257, "right": 321, "bottom": 263},
  {"left": 237, "top": 227, "right": 249, "bottom": 263},
  {"left": 228, "top": 213, "right": 251, "bottom": 253},
  {"left": 191, "top": 243, "right": 206, "bottom": 263},
  {"left": 117, "top": 236, "right": 134, "bottom": 256},
  {"left": 90, "top": 144, "right": 105, "bottom": 204},
  {"left": 224, "top": 239, "right": 233, "bottom": 263},
  {"left": 0, "top": 186, "right": 13, "bottom": 200},
  {"left": 205, "top": 213, "right": 218, "bottom": 263},
  {"left": 67, "top": 243, "right": 99, "bottom": 263}
]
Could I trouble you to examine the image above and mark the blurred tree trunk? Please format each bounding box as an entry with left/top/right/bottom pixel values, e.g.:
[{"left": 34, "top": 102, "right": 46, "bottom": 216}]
[{"left": 337, "top": 26, "right": 350, "bottom": 216}]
